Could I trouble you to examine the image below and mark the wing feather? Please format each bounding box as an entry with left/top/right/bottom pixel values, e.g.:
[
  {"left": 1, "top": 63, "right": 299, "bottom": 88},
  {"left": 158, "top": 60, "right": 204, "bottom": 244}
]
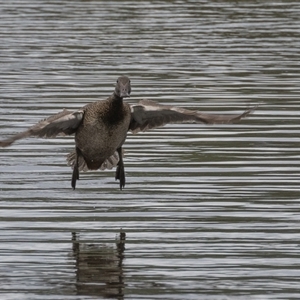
[
  {"left": 0, "top": 109, "right": 84, "bottom": 147},
  {"left": 129, "top": 100, "right": 255, "bottom": 133}
]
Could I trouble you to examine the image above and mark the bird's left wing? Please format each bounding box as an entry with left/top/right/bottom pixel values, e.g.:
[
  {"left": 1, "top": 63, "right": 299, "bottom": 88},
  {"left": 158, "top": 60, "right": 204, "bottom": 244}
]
[
  {"left": 0, "top": 109, "right": 84, "bottom": 147},
  {"left": 129, "top": 99, "right": 255, "bottom": 133}
]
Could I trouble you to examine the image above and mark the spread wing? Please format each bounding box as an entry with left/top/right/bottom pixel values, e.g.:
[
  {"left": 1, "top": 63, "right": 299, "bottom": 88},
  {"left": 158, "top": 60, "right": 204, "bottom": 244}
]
[
  {"left": 0, "top": 109, "right": 84, "bottom": 147},
  {"left": 129, "top": 100, "right": 255, "bottom": 133}
]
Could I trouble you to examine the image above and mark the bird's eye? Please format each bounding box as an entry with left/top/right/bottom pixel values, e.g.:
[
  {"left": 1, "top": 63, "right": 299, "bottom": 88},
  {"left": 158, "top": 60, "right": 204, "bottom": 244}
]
[{"left": 117, "top": 80, "right": 119, "bottom": 83}]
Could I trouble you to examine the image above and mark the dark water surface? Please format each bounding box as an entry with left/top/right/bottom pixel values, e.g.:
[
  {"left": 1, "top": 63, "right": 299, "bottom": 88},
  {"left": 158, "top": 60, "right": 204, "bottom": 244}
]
[{"left": 0, "top": 1, "right": 300, "bottom": 299}]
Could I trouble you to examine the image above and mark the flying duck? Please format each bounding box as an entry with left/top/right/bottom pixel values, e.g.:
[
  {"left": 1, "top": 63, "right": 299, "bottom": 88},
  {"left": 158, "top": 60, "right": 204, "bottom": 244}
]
[{"left": 0, "top": 76, "right": 254, "bottom": 190}]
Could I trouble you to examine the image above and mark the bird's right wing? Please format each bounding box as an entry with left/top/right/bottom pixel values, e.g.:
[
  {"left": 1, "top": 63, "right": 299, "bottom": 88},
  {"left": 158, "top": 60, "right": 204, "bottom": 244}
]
[{"left": 0, "top": 109, "right": 84, "bottom": 147}]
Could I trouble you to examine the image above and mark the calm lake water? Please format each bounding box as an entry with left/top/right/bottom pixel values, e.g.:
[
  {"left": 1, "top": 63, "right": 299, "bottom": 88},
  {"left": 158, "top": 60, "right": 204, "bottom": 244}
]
[{"left": 0, "top": 1, "right": 300, "bottom": 299}]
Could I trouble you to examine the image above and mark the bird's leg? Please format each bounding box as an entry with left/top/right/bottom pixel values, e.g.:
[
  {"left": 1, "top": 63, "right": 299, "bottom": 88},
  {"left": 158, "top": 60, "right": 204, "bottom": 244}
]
[
  {"left": 115, "top": 147, "right": 125, "bottom": 190},
  {"left": 71, "top": 147, "right": 80, "bottom": 190}
]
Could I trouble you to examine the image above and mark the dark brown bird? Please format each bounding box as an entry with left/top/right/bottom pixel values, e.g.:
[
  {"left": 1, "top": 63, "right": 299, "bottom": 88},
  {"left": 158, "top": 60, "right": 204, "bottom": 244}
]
[{"left": 0, "top": 76, "right": 255, "bottom": 190}]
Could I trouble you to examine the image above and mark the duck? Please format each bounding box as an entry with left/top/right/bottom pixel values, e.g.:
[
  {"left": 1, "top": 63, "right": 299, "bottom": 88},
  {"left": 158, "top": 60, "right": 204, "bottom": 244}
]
[{"left": 0, "top": 76, "right": 255, "bottom": 190}]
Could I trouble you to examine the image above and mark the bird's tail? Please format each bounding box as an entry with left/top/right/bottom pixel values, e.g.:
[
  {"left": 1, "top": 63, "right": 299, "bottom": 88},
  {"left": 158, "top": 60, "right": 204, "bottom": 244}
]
[
  {"left": 67, "top": 151, "right": 89, "bottom": 172},
  {"left": 66, "top": 151, "right": 120, "bottom": 172}
]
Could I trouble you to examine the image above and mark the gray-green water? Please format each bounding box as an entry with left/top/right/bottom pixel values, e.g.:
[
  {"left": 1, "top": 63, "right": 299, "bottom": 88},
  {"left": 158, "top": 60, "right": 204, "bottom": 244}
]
[{"left": 0, "top": 1, "right": 300, "bottom": 299}]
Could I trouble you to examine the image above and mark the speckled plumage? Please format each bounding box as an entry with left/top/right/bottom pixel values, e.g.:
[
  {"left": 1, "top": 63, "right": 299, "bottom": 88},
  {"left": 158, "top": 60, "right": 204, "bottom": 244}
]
[
  {"left": 74, "top": 95, "right": 131, "bottom": 170},
  {"left": 69, "top": 76, "right": 132, "bottom": 189}
]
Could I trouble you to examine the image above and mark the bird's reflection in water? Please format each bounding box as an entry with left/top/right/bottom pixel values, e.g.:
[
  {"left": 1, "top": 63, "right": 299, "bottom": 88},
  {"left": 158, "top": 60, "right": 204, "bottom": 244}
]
[{"left": 71, "top": 231, "right": 126, "bottom": 299}]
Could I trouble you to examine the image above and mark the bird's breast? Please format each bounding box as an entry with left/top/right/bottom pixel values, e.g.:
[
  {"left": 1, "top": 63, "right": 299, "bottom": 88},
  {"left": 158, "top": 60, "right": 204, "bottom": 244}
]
[{"left": 75, "top": 111, "right": 131, "bottom": 164}]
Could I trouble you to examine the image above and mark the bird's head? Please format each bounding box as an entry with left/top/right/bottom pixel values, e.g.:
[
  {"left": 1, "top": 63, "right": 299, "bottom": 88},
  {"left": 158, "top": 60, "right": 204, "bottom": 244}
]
[{"left": 115, "top": 76, "right": 131, "bottom": 98}]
